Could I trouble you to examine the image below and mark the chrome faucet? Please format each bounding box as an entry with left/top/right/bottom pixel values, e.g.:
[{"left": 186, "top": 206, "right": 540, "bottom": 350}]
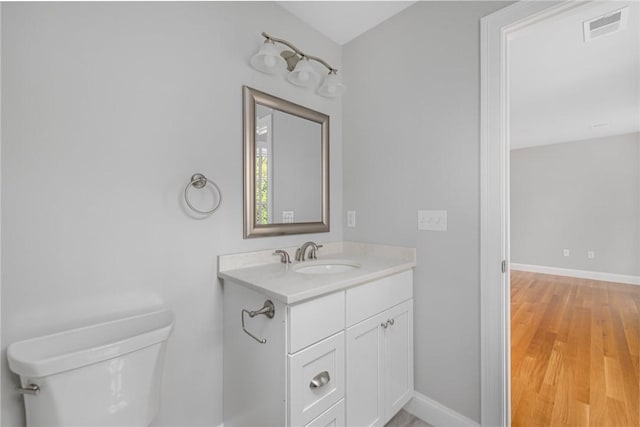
[{"left": 295, "top": 241, "right": 323, "bottom": 262}]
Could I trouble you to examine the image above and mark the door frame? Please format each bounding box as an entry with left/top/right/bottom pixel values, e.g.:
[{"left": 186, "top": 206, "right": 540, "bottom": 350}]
[{"left": 479, "top": 1, "right": 594, "bottom": 426}]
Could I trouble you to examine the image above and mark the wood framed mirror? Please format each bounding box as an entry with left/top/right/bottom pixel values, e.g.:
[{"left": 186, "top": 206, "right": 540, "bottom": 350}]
[{"left": 243, "top": 86, "right": 329, "bottom": 238}]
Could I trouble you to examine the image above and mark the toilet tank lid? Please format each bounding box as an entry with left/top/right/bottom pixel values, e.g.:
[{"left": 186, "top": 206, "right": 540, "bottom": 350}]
[{"left": 7, "top": 309, "right": 174, "bottom": 378}]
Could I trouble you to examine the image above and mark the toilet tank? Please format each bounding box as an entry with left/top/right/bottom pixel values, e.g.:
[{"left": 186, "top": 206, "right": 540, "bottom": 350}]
[{"left": 7, "top": 309, "right": 174, "bottom": 427}]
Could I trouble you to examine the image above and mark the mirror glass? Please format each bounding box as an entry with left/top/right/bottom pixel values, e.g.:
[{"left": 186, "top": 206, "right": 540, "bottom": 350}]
[{"left": 243, "top": 86, "right": 329, "bottom": 238}]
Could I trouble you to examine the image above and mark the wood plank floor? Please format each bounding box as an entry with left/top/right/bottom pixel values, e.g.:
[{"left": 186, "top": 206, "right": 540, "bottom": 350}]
[{"left": 511, "top": 271, "right": 640, "bottom": 427}]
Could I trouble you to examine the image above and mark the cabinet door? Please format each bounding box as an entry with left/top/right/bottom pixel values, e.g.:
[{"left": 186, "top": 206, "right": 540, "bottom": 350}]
[
  {"left": 383, "top": 300, "right": 414, "bottom": 423},
  {"left": 346, "top": 312, "right": 386, "bottom": 427}
]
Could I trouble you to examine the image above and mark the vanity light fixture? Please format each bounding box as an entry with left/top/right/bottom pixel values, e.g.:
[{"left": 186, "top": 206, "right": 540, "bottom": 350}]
[
  {"left": 250, "top": 39, "right": 287, "bottom": 74},
  {"left": 287, "top": 57, "right": 319, "bottom": 87},
  {"left": 250, "top": 32, "right": 346, "bottom": 98}
]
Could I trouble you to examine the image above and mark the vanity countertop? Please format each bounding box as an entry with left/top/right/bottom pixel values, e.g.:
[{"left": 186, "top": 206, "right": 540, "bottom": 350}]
[{"left": 218, "top": 242, "right": 416, "bottom": 304}]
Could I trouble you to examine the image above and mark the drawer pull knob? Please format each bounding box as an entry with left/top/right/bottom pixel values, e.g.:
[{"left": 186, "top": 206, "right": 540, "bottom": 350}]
[{"left": 310, "top": 371, "right": 331, "bottom": 389}]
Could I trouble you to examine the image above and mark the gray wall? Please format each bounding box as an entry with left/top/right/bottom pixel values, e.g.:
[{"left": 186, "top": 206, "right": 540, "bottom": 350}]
[
  {"left": 2, "top": 1, "right": 529, "bottom": 425},
  {"left": 1, "top": 3, "right": 342, "bottom": 425},
  {"left": 511, "top": 133, "right": 640, "bottom": 276},
  {"left": 343, "top": 1, "right": 509, "bottom": 422}
]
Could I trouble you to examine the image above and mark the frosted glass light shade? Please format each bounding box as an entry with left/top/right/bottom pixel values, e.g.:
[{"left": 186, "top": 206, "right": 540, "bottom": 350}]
[
  {"left": 317, "top": 72, "right": 346, "bottom": 97},
  {"left": 287, "top": 58, "right": 319, "bottom": 87},
  {"left": 250, "top": 41, "right": 286, "bottom": 74}
]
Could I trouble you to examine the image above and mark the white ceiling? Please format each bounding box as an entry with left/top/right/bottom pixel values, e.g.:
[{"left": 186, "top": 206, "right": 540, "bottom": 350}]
[
  {"left": 278, "top": 1, "right": 638, "bottom": 149},
  {"left": 510, "top": 1, "right": 639, "bottom": 150},
  {"left": 277, "top": 1, "right": 416, "bottom": 45}
]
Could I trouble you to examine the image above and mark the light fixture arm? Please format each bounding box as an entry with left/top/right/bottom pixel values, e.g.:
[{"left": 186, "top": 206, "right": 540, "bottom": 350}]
[{"left": 262, "top": 32, "right": 338, "bottom": 74}]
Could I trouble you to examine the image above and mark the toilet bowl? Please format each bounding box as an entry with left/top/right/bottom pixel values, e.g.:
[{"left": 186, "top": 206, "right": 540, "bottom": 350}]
[{"left": 7, "top": 309, "right": 174, "bottom": 427}]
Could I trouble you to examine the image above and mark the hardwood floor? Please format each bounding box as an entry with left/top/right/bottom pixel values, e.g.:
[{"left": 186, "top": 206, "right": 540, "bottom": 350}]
[{"left": 511, "top": 271, "right": 640, "bottom": 426}]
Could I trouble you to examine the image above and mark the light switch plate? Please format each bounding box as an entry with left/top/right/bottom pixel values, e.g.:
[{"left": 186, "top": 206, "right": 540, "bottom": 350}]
[
  {"left": 347, "top": 211, "right": 356, "bottom": 228},
  {"left": 418, "top": 210, "right": 447, "bottom": 231}
]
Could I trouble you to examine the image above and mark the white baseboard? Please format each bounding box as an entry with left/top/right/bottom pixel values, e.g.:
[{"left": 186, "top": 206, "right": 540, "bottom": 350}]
[
  {"left": 404, "top": 391, "right": 479, "bottom": 427},
  {"left": 510, "top": 263, "right": 640, "bottom": 285},
  {"left": 217, "top": 394, "right": 475, "bottom": 427}
]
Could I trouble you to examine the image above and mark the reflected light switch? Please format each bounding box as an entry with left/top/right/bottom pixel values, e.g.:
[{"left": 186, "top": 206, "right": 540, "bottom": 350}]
[{"left": 282, "top": 211, "right": 294, "bottom": 223}]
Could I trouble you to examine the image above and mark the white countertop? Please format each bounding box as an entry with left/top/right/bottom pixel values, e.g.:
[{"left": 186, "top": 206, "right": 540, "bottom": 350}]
[{"left": 218, "top": 242, "right": 416, "bottom": 304}]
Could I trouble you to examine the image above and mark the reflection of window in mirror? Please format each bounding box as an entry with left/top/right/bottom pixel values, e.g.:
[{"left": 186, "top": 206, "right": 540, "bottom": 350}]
[{"left": 255, "top": 106, "right": 273, "bottom": 224}]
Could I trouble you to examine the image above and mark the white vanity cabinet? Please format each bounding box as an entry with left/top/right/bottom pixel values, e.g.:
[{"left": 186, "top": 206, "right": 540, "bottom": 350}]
[
  {"left": 346, "top": 300, "right": 413, "bottom": 427},
  {"left": 345, "top": 270, "right": 414, "bottom": 427},
  {"left": 222, "top": 269, "right": 413, "bottom": 427}
]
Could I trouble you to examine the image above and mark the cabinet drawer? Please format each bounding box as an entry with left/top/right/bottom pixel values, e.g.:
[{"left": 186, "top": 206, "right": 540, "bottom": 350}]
[
  {"left": 289, "top": 332, "right": 345, "bottom": 427},
  {"left": 305, "top": 399, "right": 345, "bottom": 427},
  {"left": 346, "top": 270, "right": 412, "bottom": 327},
  {"left": 288, "top": 291, "right": 345, "bottom": 353}
]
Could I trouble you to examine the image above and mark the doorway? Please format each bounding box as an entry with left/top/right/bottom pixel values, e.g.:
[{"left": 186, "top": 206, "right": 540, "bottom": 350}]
[{"left": 481, "top": 1, "right": 640, "bottom": 426}]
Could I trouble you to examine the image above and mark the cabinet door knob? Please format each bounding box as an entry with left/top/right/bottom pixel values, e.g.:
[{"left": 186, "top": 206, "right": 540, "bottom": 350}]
[
  {"left": 381, "top": 321, "right": 389, "bottom": 329},
  {"left": 388, "top": 318, "right": 395, "bottom": 326},
  {"left": 309, "top": 371, "right": 331, "bottom": 389}
]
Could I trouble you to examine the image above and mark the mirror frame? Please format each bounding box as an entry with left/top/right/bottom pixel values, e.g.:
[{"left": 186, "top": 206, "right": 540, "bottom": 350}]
[{"left": 243, "top": 86, "right": 330, "bottom": 238}]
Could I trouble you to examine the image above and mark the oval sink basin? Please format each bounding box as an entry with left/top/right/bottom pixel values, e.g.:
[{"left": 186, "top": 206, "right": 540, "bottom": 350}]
[{"left": 293, "top": 260, "right": 361, "bottom": 275}]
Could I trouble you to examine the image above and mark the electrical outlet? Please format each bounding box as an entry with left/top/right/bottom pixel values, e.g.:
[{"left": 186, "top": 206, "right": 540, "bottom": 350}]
[
  {"left": 563, "top": 249, "right": 570, "bottom": 257},
  {"left": 347, "top": 211, "right": 356, "bottom": 228},
  {"left": 418, "top": 210, "right": 447, "bottom": 231},
  {"left": 587, "top": 251, "right": 595, "bottom": 259}
]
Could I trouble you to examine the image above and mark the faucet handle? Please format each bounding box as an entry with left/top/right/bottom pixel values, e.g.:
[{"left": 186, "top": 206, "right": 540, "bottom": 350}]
[
  {"left": 310, "top": 244, "right": 323, "bottom": 260},
  {"left": 273, "top": 250, "right": 291, "bottom": 264}
]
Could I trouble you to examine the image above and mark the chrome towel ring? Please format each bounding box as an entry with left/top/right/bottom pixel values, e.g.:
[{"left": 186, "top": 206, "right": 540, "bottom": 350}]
[{"left": 184, "top": 173, "right": 222, "bottom": 215}]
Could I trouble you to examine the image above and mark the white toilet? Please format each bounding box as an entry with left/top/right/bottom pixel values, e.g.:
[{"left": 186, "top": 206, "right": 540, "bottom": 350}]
[{"left": 7, "top": 309, "right": 174, "bottom": 427}]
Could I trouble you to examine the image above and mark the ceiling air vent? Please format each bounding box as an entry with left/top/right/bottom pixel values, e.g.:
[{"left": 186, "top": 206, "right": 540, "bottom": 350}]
[{"left": 584, "top": 7, "right": 628, "bottom": 42}]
